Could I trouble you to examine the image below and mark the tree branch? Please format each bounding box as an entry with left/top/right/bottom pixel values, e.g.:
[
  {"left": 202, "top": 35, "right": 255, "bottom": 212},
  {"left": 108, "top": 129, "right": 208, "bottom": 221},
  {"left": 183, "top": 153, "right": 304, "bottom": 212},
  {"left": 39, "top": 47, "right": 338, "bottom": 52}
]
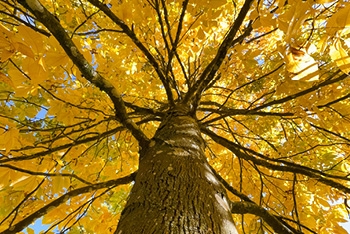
[
  {"left": 0, "top": 172, "right": 136, "bottom": 234},
  {"left": 183, "top": 0, "right": 254, "bottom": 107},
  {"left": 0, "top": 164, "right": 92, "bottom": 185},
  {"left": 310, "top": 123, "right": 350, "bottom": 142},
  {"left": 317, "top": 92, "right": 350, "bottom": 108},
  {"left": 0, "top": 179, "right": 45, "bottom": 227},
  {"left": 199, "top": 107, "right": 294, "bottom": 117},
  {"left": 230, "top": 201, "right": 299, "bottom": 234},
  {"left": 201, "top": 127, "right": 350, "bottom": 194},
  {"left": 17, "top": 0, "right": 149, "bottom": 148},
  {"left": 210, "top": 165, "right": 301, "bottom": 234},
  {"left": 86, "top": 0, "right": 175, "bottom": 105},
  {"left": 165, "top": 0, "right": 189, "bottom": 78},
  {"left": 0, "top": 9, "right": 51, "bottom": 36},
  {"left": 0, "top": 116, "right": 154, "bottom": 164},
  {"left": 0, "top": 126, "right": 124, "bottom": 163},
  {"left": 252, "top": 72, "right": 349, "bottom": 112}
]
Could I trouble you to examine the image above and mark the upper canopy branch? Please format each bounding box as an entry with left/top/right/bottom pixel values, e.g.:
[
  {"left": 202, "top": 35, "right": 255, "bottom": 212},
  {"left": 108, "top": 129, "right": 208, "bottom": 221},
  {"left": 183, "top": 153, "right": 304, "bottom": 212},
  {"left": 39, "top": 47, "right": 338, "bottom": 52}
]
[
  {"left": 163, "top": 0, "right": 189, "bottom": 79},
  {"left": 183, "top": 0, "right": 254, "bottom": 107},
  {"left": 86, "top": 0, "right": 175, "bottom": 105},
  {"left": 18, "top": 0, "right": 149, "bottom": 147}
]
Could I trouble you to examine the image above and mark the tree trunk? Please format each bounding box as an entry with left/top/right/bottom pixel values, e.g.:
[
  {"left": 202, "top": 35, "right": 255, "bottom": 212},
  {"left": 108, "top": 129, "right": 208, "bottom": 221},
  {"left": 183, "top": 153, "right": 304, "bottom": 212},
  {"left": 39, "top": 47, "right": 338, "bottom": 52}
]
[{"left": 115, "top": 111, "right": 238, "bottom": 234}]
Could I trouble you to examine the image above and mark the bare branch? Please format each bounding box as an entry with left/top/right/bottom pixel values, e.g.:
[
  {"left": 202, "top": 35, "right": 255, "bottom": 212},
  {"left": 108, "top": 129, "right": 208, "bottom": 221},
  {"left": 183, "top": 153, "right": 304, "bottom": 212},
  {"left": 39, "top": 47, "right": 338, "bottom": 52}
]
[{"left": 199, "top": 107, "right": 294, "bottom": 118}]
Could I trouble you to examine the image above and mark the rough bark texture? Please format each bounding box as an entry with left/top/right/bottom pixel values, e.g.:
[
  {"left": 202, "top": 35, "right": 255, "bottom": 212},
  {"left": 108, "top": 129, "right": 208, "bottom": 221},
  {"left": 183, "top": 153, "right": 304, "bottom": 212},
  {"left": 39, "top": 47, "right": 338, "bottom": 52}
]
[{"left": 115, "top": 109, "right": 238, "bottom": 234}]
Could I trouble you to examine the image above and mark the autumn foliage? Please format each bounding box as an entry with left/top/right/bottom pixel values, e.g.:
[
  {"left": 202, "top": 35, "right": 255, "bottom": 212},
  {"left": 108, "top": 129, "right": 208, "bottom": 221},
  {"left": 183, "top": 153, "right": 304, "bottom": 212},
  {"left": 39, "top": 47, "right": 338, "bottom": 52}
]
[{"left": 0, "top": 0, "right": 350, "bottom": 233}]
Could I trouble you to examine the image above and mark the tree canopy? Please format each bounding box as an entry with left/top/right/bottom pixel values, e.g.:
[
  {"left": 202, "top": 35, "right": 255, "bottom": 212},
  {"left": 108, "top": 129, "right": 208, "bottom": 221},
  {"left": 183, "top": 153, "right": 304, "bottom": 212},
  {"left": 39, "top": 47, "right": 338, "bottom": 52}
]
[{"left": 0, "top": 0, "right": 350, "bottom": 233}]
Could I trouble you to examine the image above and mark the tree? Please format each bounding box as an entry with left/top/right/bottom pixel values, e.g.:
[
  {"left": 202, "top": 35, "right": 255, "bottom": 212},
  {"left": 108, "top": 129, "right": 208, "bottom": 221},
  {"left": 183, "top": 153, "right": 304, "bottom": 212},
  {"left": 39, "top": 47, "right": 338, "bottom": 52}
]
[{"left": 0, "top": 0, "right": 350, "bottom": 233}]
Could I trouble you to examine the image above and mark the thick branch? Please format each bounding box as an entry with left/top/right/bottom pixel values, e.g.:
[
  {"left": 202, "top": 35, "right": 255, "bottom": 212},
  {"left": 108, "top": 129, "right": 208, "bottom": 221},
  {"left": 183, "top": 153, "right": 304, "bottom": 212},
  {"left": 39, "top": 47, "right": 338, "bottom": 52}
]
[
  {"left": 18, "top": 0, "right": 149, "bottom": 147},
  {"left": 199, "top": 107, "right": 294, "bottom": 117},
  {"left": 201, "top": 127, "right": 350, "bottom": 194},
  {"left": 211, "top": 166, "right": 301, "bottom": 234},
  {"left": 230, "top": 202, "right": 298, "bottom": 234},
  {"left": 0, "top": 172, "right": 136, "bottom": 234},
  {"left": 202, "top": 121, "right": 350, "bottom": 182}
]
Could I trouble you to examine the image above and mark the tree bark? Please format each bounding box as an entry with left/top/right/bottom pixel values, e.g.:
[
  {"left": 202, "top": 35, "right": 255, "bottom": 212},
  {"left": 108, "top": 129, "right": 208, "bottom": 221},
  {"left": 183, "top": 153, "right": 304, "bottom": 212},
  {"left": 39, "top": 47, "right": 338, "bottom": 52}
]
[{"left": 115, "top": 111, "right": 238, "bottom": 234}]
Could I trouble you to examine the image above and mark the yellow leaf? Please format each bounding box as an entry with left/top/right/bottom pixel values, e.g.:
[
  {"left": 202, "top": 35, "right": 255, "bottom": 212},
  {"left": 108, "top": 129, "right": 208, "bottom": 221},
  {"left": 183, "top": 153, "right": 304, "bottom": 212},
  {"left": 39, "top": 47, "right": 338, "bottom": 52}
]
[
  {"left": 0, "top": 36, "right": 15, "bottom": 62},
  {"left": 12, "top": 176, "right": 38, "bottom": 191},
  {"left": 341, "top": 162, "right": 350, "bottom": 173},
  {"left": 7, "top": 64, "right": 28, "bottom": 87},
  {"left": 260, "top": 14, "right": 277, "bottom": 28},
  {"left": 285, "top": 47, "right": 319, "bottom": 81},
  {"left": 253, "top": 18, "right": 262, "bottom": 29},
  {"left": 209, "top": 0, "right": 227, "bottom": 8},
  {"left": 15, "top": 42, "right": 35, "bottom": 58},
  {"left": 281, "top": 1, "right": 311, "bottom": 43},
  {"left": 26, "top": 228, "right": 34, "bottom": 234},
  {"left": 42, "top": 208, "right": 56, "bottom": 224},
  {"left": 53, "top": 177, "right": 70, "bottom": 194},
  {"left": 277, "top": 18, "right": 289, "bottom": 34},
  {"left": 56, "top": 159, "right": 65, "bottom": 166},
  {"left": 315, "top": 196, "right": 330, "bottom": 208},
  {"left": 249, "top": 9, "right": 259, "bottom": 21},
  {"left": 329, "top": 39, "right": 350, "bottom": 74},
  {"left": 0, "top": 169, "right": 29, "bottom": 190},
  {"left": 317, "top": 35, "right": 329, "bottom": 54},
  {"left": 45, "top": 52, "right": 69, "bottom": 67},
  {"left": 21, "top": 57, "right": 48, "bottom": 84},
  {"left": 0, "top": 127, "right": 20, "bottom": 153},
  {"left": 315, "top": 0, "right": 336, "bottom": 3},
  {"left": 0, "top": 72, "right": 14, "bottom": 87},
  {"left": 121, "top": 6, "right": 132, "bottom": 22},
  {"left": 196, "top": 0, "right": 226, "bottom": 8},
  {"left": 197, "top": 27, "right": 206, "bottom": 40},
  {"left": 333, "top": 225, "right": 349, "bottom": 234},
  {"left": 326, "top": 4, "right": 350, "bottom": 36},
  {"left": 17, "top": 25, "right": 44, "bottom": 53}
]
